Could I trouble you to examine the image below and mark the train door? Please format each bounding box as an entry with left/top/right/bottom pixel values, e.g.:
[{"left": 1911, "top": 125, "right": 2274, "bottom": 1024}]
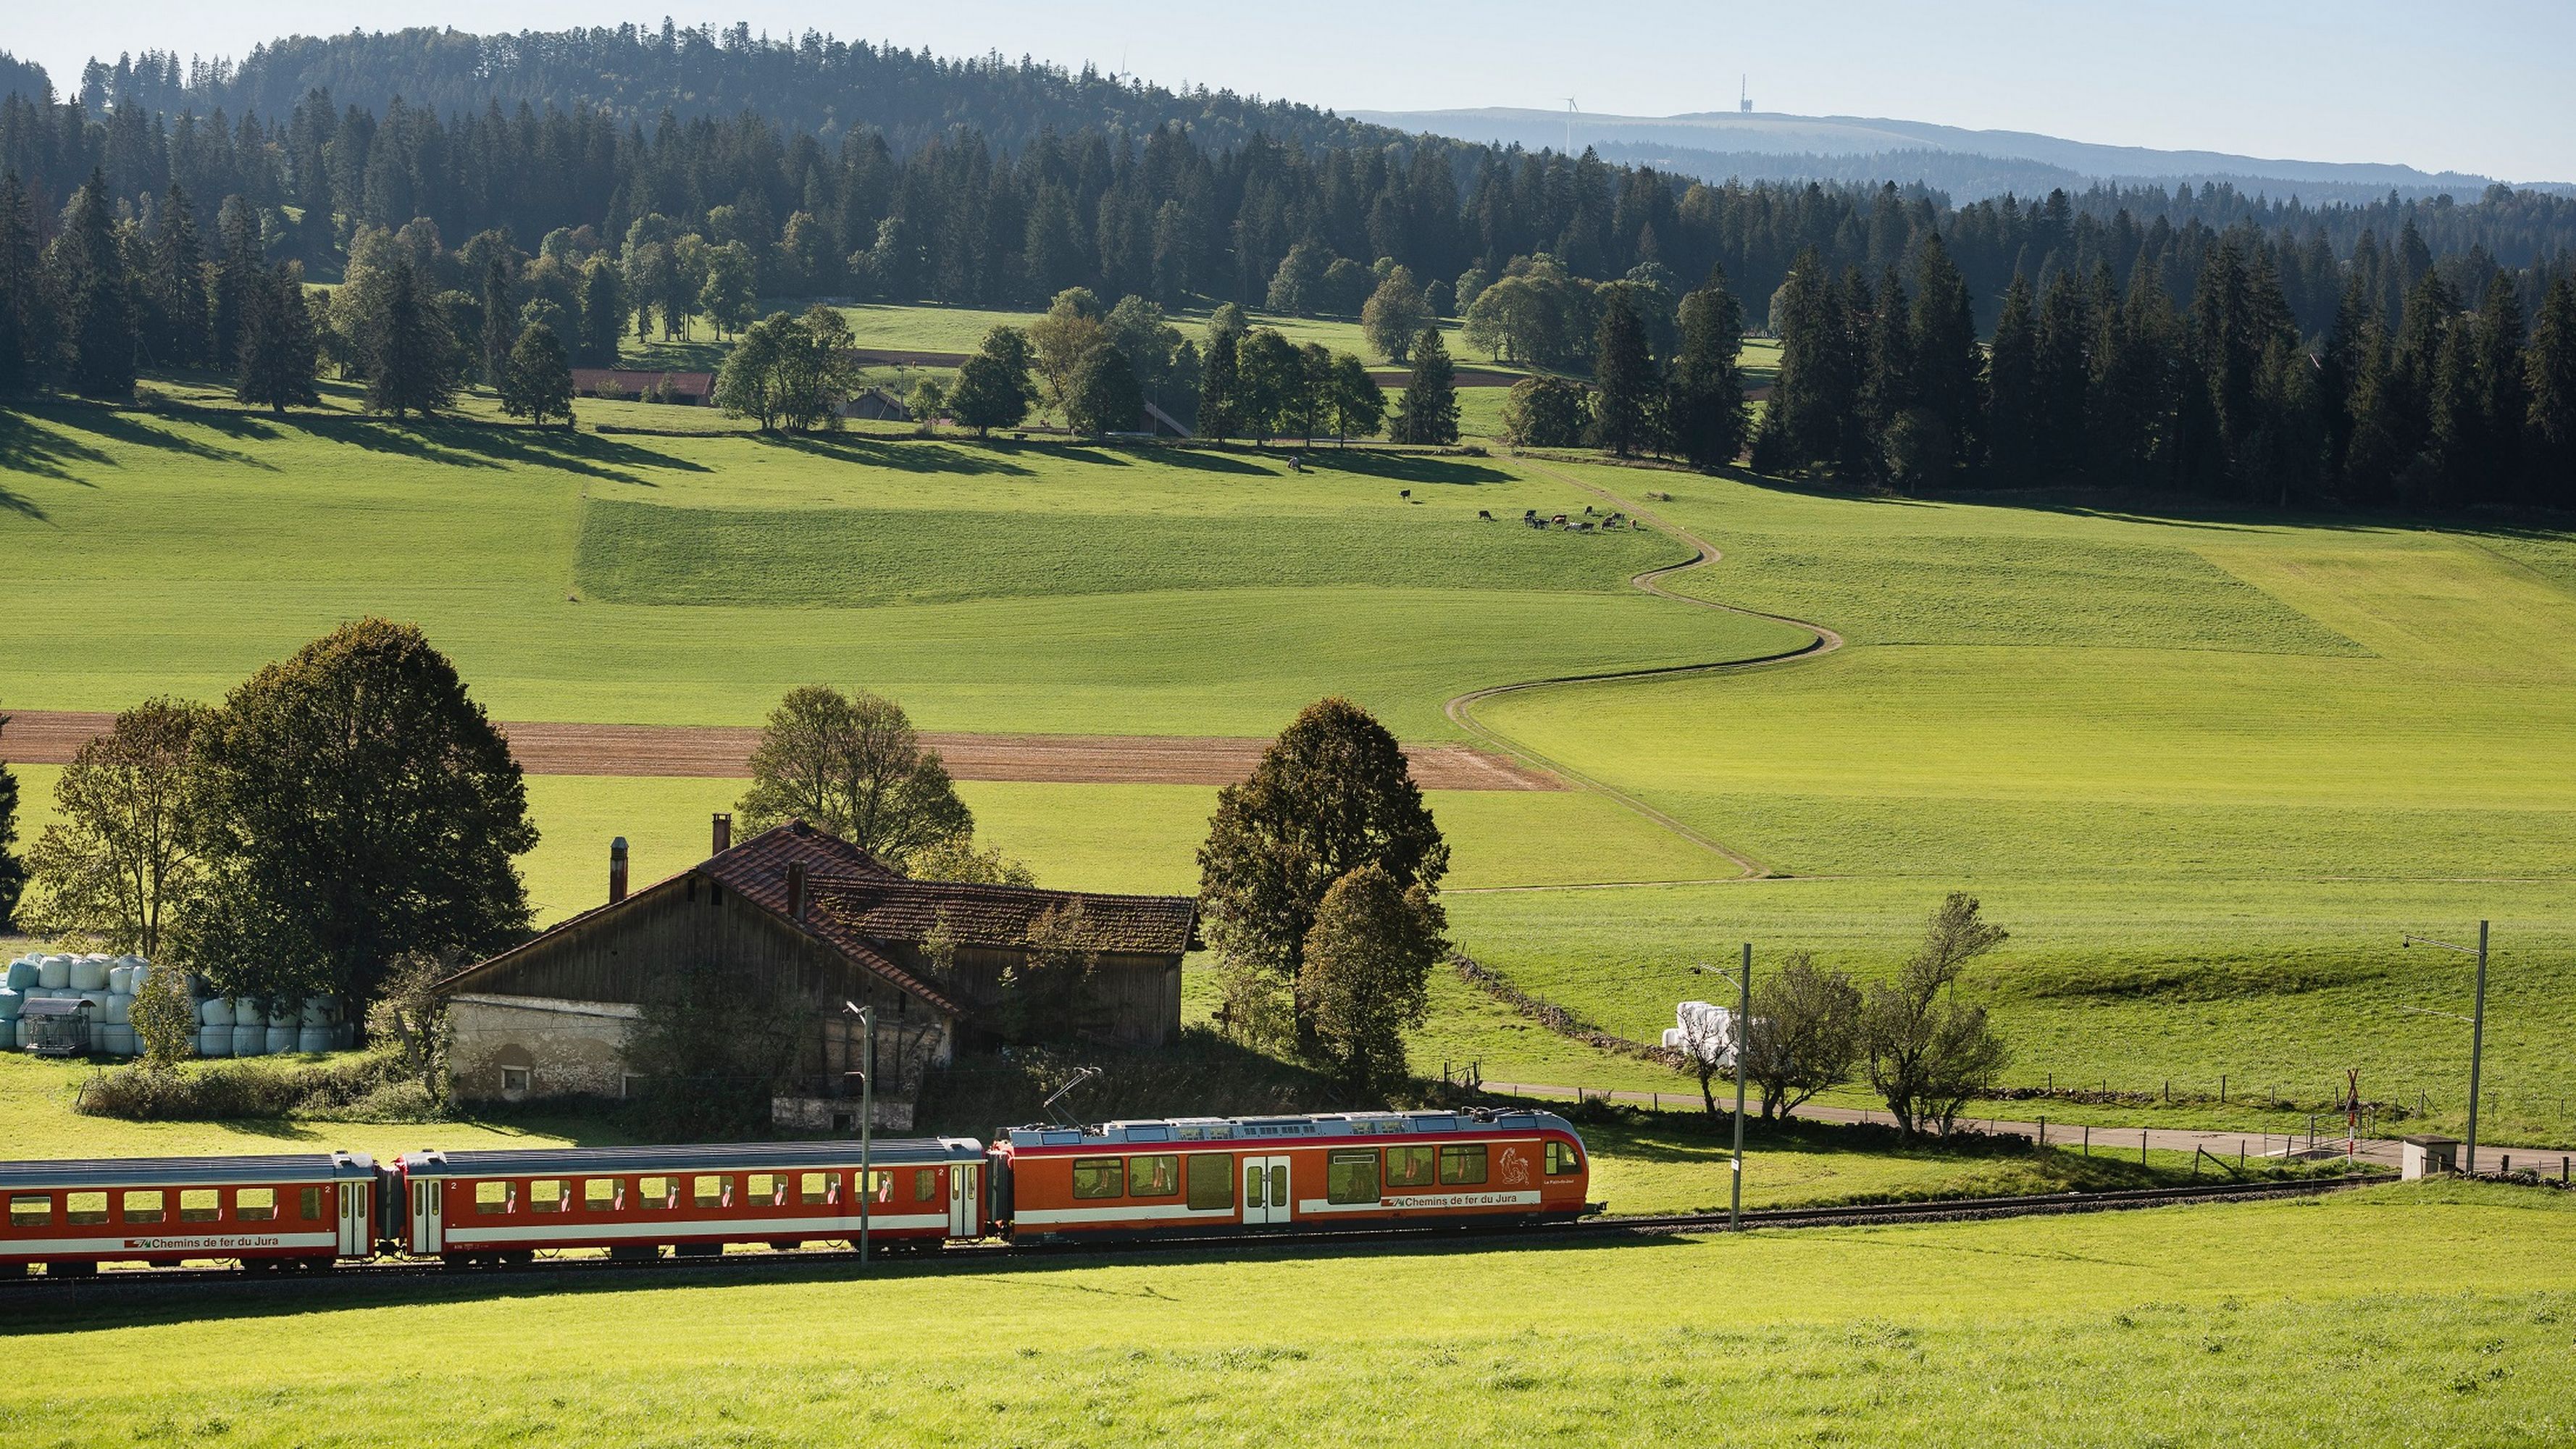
[
  {"left": 1242, "top": 1156, "right": 1291, "bottom": 1226},
  {"left": 411, "top": 1177, "right": 444, "bottom": 1254},
  {"left": 948, "top": 1164, "right": 980, "bottom": 1239},
  {"left": 337, "top": 1180, "right": 369, "bottom": 1257}
]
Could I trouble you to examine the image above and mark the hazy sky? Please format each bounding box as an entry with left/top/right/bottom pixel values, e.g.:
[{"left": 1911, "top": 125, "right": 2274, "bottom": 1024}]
[{"left": 13, "top": 1, "right": 2574, "bottom": 182}]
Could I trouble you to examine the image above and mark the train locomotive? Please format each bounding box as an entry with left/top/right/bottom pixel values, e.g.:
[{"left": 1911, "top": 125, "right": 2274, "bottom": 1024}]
[{"left": 0, "top": 1106, "right": 1590, "bottom": 1275}]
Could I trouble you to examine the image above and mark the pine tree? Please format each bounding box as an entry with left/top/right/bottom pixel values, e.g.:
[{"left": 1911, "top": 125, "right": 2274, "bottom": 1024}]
[
  {"left": 2528, "top": 277, "right": 2576, "bottom": 508},
  {"left": 209, "top": 196, "right": 262, "bottom": 370},
  {"left": 54, "top": 170, "right": 135, "bottom": 397},
  {"left": 2474, "top": 273, "right": 2529, "bottom": 499},
  {"left": 2033, "top": 270, "right": 2091, "bottom": 480},
  {"left": 1592, "top": 285, "right": 1657, "bottom": 456},
  {"left": 236, "top": 262, "right": 321, "bottom": 414},
  {"left": 1860, "top": 267, "right": 1912, "bottom": 443},
  {"left": 499, "top": 322, "right": 575, "bottom": 427},
  {"left": 2341, "top": 314, "right": 2409, "bottom": 502},
  {"left": 1665, "top": 266, "right": 1749, "bottom": 469},
  {"left": 578, "top": 255, "right": 624, "bottom": 367},
  {"left": 1908, "top": 232, "right": 1981, "bottom": 480},
  {"left": 155, "top": 185, "right": 209, "bottom": 369},
  {"left": 1983, "top": 272, "right": 2041, "bottom": 487},
  {"left": 1391, "top": 326, "right": 1459, "bottom": 445},
  {"left": 0, "top": 171, "right": 38, "bottom": 393},
  {"left": 1752, "top": 248, "right": 1857, "bottom": 475},
  {"left": 367, "top": 259, "right": 459, "bottom": 420}
]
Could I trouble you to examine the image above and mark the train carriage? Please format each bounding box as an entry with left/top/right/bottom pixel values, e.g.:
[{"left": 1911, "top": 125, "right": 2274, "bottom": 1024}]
[
  {"left": 991, "top": 1108, "right": 1590, "bottom": 1242},
  {"left": 390, "top": 1140, "right": 986, "bottom": 1263},
  {"left": 0, "top": 1152, "right": 377, "bottom": 1275}
]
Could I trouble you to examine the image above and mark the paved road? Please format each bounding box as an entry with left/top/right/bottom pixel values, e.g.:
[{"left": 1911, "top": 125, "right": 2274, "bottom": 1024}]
[{"left": 1481, "top": 1080, "right": 2576, "bottom": 1179}]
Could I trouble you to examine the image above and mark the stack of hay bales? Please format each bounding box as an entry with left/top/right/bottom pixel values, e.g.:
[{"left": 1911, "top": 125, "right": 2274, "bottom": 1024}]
[
  {"left": 3, "top": 954, "right": 356, "bottom": 1058},
  {"left": 3, "top": 952, "right": 172, "bottom": 1056}
]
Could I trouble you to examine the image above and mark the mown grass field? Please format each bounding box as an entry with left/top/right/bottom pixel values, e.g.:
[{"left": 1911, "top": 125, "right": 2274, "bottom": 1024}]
[
  {"left": 1447, "top": 464, "right": 2576, "bottom": 1143},
  {"left": 0, "top": 398, "right": 1801, "bottom": 738},
  {"left": 0, "top": 1183, "right": 2564, "bottom": 1447}
]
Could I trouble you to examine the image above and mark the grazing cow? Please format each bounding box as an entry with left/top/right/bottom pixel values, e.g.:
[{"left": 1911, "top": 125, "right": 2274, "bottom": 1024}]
[
  {"left": 1400, "top": 488, "right": 1412, "bottom": 499},
  {"left": 1478, "top": 509, "right": 1493, "bottom": 519}
]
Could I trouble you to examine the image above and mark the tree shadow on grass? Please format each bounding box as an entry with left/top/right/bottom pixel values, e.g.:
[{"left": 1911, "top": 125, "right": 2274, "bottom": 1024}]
[
  {"left": 31, "top": 401, "right": 277, "bottom": 470},
  {"left": 0, "top": 412, "right": 112, "bottom": 509},
  {"left": 1307, "top": 450, "right": 1515, "bottom": 487},
  {"left": 761, "top": 432, "right": 1034, "bottom": 477},
  {"left": 1137, "top": 447, "right": 1271, "bottom": 476}
]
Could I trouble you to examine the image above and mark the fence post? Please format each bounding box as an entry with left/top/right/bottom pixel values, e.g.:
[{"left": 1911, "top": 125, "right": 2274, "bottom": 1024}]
[{"left": 2141, "top": 1128, "right": 2149, "bottom": 1166}]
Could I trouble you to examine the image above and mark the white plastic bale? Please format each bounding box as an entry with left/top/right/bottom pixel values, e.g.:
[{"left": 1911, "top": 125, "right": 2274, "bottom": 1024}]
[
  {"left": 267, "top": 1008, "right": 297, "bottom": 1030},
  {"left": 197, "top": 1024, "right": 232, "bottom": 1058},
  {"left": 0, "top": 988, "right": 20, "bottom": 1021},
  {"left": 264, "top": 1024, "right": 297, "bottom": 1054},
  {"left": 70, "top": 957, "right": 109, "bottom": 992},
  {"left": 198, "top": 996, "right": 236, "bottom": 1028},
  {"left": 296, "top": 1026, "right": 333, "bottom": 1054},
  {"left": 35, "top": 957, "right": 70, "bottom": 990},
  {"left": 100, "top": 1025, "right": 138, "bottom": 1056},
  {"left": 230, "top": 1024, "right": 267, "bottom": 1057},
  {"left": 106, "top": 994, "right": 132, "bottom": 1026},
  {"left": 80, "top": 989, "right": 112, "bottom": 1016},
  {"left": 300, "top": 997, "right": 335, "bottom": 1027},
  {"left": 4, "top": 959, "right": 35, "bottom": 990},
  {"left": 12, "top": 1020, "right": 30, "bottom": 1051},
  {"left": 233, "top": 998, "right": 261, "bottom": 1026},
  {"left": 107, "top": 966, "right": 133, "bottom": 995}
]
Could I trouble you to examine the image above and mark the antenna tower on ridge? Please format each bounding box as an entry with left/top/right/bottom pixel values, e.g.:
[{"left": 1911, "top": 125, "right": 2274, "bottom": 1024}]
[{"left": 1739, "top": 75, "right": 1752, "bottom": 114}]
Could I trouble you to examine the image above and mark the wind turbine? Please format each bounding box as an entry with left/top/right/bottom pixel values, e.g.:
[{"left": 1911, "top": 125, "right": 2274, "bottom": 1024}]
[{"left": 1563, "top": 97, "right": 1578, "bottom": 156}]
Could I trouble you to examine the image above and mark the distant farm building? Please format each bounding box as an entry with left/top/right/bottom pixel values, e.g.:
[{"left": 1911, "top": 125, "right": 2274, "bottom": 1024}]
[
  {"left": 438, "top": 817, "right": 1198, "bottom": 1127},
  {"left": 569, "top": 369, "right": 714, "bottom": 405},
  {"left": 835, "top": 386, "right": 913, "bottom": 421}
]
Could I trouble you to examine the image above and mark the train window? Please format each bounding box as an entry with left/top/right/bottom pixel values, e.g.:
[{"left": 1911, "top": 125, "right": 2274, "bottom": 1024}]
[
  {"left": 1128, "top": 1156, "right": 1179, "bottom": 1198},
  {"left": 180, "top": 1189, "right": 221, "bottom": 1222},
  {"left": 7, "top": 1195, "right": 48, "bottom": 1227},
  {"left": 1071, "top": 1158, "right": 1126, "bottom": 1200},
  {"left": 695, "top": 1176, "right": 729, "bottom": 1209},
  {"left": 474, "top": 1182, "right": 509, "bottom": 1215},
  {"left": 123, "top": 1190, "right": 166, "bottom": 1224},
  {"left": 1547, "top": 1141, "right": 1583, "bottom": 1174},
  {"left": 1325, "top": 1151, "right": 1380, "bottom": 1206},
  {"left": 1439, "top": 1144, "right": 1488, "bottom": 1186},
  {"left": 236, "top": 1188, "right": 277, "bottom": 1222},
  {"left": 640, "top": 1177, "right": 674, "bottom": 1208},
  {"left": 912, "top": 1170, "right": 940, "bottom": 1203},
  {"left": 301, "top": 1187, "right": 325, "bottom": 1220},
  {"left": 1184, "top": 1154, "right": 1233, "bottom": 1211},
  {"left": 800, "top": 1173, "right": 830, "bottom": 1206},
  {"left": 748, "top": 1174, "right": 779, "bottom": 1205},
  {"left": 529, "top": 1179, "right": 566, "bottom": 1213},
  {"left": 581, "top": 1179, "right": 614, "bottom": 1211},
  {"left": 1386, "top": 1145, "right": 1437, "bottom": 1188},
  {"left": 67, "top": 1191, "right": 110, "bottom": 1226}
]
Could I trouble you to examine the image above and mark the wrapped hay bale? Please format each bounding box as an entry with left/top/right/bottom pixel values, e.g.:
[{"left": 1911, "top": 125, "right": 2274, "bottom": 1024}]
[
  {"left": 70, "top": 956, "right": 111, "bottom": 992},
  {"left": 199, "top": 996, "right": 236, "bottom": 1028},
  {"left": 197, "top": 1024, "right": 233, "bottom": 1057},
  {"left": 231, "top": 1024, "right": 267, "bottom": 1058}
]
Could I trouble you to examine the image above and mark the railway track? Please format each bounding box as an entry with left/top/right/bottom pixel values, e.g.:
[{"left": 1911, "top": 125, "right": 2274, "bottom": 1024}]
[{"left": 0, "top": 1174, "right": 2375, "bottom": 1306}]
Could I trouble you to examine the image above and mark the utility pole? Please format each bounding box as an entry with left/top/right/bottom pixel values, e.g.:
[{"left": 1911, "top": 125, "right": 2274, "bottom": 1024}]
[
  {"left": 1732, "top": 942, "right": 1750, "bottom": 1231},
  {"left": 845, "top": 1001, "right": 875, "bottom": 1264},
  {"left": 2402, "top": 920, "right": 2491, "bottom": 1174}
]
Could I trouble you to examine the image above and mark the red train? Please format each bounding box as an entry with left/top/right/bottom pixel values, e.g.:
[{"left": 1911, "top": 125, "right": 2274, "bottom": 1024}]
[{"left": 0, "top": 1108, "right": 1590, "bottom": 1275}]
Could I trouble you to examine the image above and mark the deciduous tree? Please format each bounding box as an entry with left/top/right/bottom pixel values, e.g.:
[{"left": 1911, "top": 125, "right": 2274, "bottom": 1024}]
[
  {"left": 949, "top": 325, "right": 1034, "bottom": 435},
  {"left": 500, "top": 322, "right": 575, "bottom": 427},
  {"left": 737, "top": 684, "right": 972, "bottom": 869},
  {"left": 1299, "top": 864, "right": 1446, "bottom": 1090},
  {"left": 1742, "top": 952, "right": 1864, "bottom": 1120},
  {"left": 21, "top": 698, "right": 208, "bottom": 956},
  {"left": 1665, "top": 267, "right": 1749, "bottom": 468},
  {"left": 1862, "top": 893, "right": 2011, "bottom": 1137},
  {"left": 1361, "top": 266, "right": 1432, "bottom": 362}
]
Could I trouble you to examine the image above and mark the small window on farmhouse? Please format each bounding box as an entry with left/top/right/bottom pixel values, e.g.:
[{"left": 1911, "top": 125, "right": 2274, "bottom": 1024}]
[
  {"left": 474, "top": 1182, "right": 509, "bottom": 1215},
  {"left": 1128, "top": 1156, "right": 1179, "bottom": 1198},
  {"left": 236, "top": 1188, "right": 276, "bottom": 1222},
  {"left": 8, "top": 1195, "right": 49, "bottom": 1227},
  {"left": 301, "top": 1187, "right": 325, "bottom": 1220},
  {"left": 694, "top": 1175, "right": 729, "bottom": 1209},
  {"left": 1071, "top": 1158, "right": 1126, "bottom": 1200},
  {"left": 529, "top": 1179, "right": 565, "bottom": 1214},
  {"left": 66, "top": 1191, "right": 109, "bottom": 1226},
  {"left": 913, "top": 1170, "right": 939, "bottom": 1203},
  {"left": 1184, "top": 1154, "right": 1234, "bottom": 1211},
  {"left": 622, "top": 1074, "right": 646, "bottom": 1100},
  {"left": 123, "top": 1190, "right": 166, "bottom": 1224},
  {"left": 1386, "top": 1145, "right": 1437, "bottom": 1189},
  {"left": 1326, "top": 1151, "right": 1380, "bottom": 1206},
  {"left": 501, "top": 1066, "right": 531, "bottom": 1095},
  {"left": 800, "top": 1173, "right": 830, "bottom": 1206},
  {"left": 1439, "top": 1145, "right": 1488, "bottom": 1187},
  {"left": 639, "top": 1177, "right": 674, "bottom": 1208}
]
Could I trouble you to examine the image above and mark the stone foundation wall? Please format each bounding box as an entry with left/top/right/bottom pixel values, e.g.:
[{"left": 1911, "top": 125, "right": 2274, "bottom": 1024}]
[{"left": 448, "top": 993, "right": 639, "bottom": 1102}]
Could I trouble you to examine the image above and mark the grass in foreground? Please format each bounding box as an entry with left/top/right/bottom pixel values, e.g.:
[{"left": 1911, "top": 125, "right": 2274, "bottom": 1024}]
[{"left": 0, "top": 1183, "right": 2564, "bottom": 1447}]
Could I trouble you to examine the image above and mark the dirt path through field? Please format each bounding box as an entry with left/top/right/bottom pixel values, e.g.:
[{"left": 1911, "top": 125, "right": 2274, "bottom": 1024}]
[
  {"left": 0, "top": 711, "right": 1560, "bottom": 791},
  {"left": 1442, "top": 456, "right": 1845, "bottom": 877}
]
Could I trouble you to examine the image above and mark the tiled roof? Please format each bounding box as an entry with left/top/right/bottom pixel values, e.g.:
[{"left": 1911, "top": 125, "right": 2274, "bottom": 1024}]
[{"left": 812, "top": 878, "right": 1199, "bottom": 956}]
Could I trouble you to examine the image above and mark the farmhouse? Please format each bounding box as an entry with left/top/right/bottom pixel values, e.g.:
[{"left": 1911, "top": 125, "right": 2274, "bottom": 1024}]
[
  {"left": 439, "top": 816, "right": 1198, "bottom": 1127},
  {"left": 567, "top": 368, "right": 714, "bottom": 404}
]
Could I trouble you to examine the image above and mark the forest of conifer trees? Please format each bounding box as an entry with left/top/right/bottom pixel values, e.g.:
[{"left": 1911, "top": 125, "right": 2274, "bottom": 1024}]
[{"left": 2, "top": 26, "right": 2573, "bottom": 509}]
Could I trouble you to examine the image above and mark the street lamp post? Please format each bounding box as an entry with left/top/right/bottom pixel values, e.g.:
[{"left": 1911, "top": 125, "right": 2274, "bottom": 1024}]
[
  {"left": 845, "top": 1001, "right": 875, "bottom": 1264},
  {"left": 1731, "top": 941, "right": 1750, "bottom": 1232},
  {"left": 2402, "top": 920, "right": 2490, "bottom": 1174}
]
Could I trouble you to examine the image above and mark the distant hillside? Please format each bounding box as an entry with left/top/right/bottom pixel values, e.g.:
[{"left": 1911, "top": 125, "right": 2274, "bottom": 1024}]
[
  {"left": 1352, "top": 107, "right": 2563, "bottom": 202},
  {"left": 29, "top": 25, "right": 1402, "bottom": 156}
]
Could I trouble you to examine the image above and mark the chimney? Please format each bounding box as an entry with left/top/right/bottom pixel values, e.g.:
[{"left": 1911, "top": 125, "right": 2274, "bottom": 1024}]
[
  {"left": 608, "top": 837, "right": 630, "bottom": 904},
  {"left": 785, "top": 860, "right": 807, "bottom": 921},
  {"left": 711, "top": 811, "right": 732, "bottom": 855}
]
